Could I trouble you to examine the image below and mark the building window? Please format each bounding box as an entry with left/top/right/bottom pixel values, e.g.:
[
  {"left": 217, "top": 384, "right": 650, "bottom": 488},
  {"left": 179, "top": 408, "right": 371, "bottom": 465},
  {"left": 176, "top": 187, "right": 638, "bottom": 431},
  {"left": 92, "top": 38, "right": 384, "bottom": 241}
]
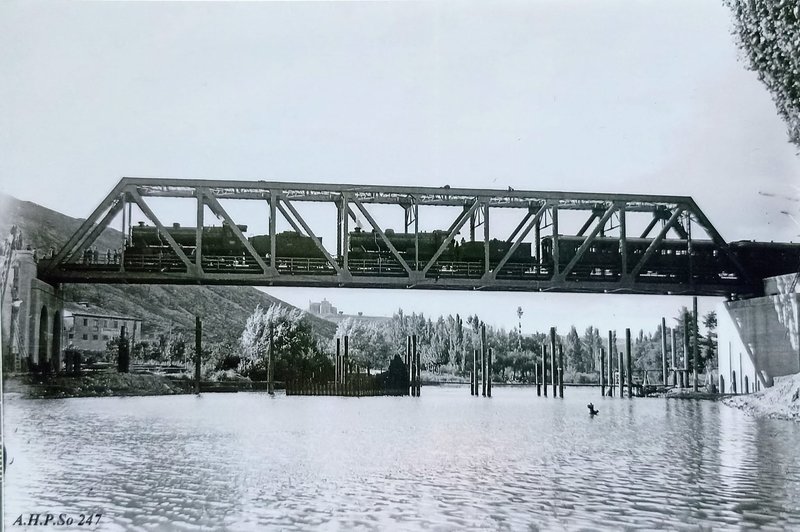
[
  {"left": 68, "top": 333, "right": 74, "bottom": 339},
  {"left": 92, "top": 334, "right": 99, "bottom": 340},
  {"left": 113, "top": 320, "right": 118, "bottom": 328},
  {"left": 82, "top": 334, "right": 88, "bottom": 340},
  {"left": 83, "top": 318, "right": 88, "bottom": 326},
  {"left": 102, "top": 319, "right": 108, "bottom": 327},
  {"left": 102, "top": 335, "right": 109, "bottom": 340}
]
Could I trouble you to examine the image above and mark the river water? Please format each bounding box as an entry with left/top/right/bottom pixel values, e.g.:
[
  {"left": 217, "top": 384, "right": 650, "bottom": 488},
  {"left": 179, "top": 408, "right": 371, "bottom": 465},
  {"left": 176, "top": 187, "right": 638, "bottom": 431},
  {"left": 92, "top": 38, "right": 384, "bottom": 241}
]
[{"left": 3, "top": 387, "right": 800, "bottom": 531}]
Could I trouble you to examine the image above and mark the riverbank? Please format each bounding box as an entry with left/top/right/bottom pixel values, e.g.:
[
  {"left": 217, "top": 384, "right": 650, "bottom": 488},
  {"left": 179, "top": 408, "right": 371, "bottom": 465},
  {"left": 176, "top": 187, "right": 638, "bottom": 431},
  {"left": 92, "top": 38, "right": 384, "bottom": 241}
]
[
  {"left": 3, "top": 373, "right": 184, "bottom": 399},
  {"left": 722, "top": 373, "right": 800, "bottom": 421}
]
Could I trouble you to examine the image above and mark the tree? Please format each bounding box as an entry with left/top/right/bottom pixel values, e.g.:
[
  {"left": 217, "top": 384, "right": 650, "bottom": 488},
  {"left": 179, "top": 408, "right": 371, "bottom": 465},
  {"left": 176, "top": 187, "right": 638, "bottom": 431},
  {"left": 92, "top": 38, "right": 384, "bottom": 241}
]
[
  {"left": 724, "top": 1, "right": 800, "bottom": 147},
  {"left": 565, "top": 326, "right": 588, "bottom": 373},
  {"left": 239, "top": 303, "right": 323, "bottom": 381},
  {"left": 701, "top": 311, "right": 718, "bottom": 369},
  {"left": 335, "top": 317, "right": 390, "bottom": 372}
]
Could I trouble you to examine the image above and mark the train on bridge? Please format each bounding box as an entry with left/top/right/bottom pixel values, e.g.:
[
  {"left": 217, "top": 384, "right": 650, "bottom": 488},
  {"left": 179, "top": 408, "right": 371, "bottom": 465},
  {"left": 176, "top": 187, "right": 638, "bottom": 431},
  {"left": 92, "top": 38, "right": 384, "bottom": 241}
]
[{"left": 119, "top": 222, "right": 800, "bottom": 283}]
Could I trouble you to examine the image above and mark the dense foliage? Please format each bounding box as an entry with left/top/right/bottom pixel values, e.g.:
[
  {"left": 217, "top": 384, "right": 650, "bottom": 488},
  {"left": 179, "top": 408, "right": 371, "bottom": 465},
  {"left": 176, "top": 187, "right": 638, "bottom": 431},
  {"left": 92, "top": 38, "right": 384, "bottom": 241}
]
[
  {"left": 724, "top": 0, "right": 800, "bottom": 146},
  {"left": 239, "top": 304, "right": 332, "bottom": 382}
]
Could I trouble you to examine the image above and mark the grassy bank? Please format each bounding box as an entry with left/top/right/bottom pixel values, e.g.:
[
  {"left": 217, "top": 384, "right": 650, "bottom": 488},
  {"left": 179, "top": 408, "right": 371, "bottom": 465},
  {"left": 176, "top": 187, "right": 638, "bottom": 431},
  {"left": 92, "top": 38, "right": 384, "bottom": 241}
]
[{"left": 4, "top": 373, "right": 183, "bottom": 399}]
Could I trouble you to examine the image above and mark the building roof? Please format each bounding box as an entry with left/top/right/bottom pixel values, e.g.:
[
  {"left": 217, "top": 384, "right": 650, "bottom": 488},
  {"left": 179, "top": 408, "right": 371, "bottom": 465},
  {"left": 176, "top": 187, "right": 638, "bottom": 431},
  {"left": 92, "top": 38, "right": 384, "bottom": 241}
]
[{"left": 63, "top": 303, "right": 141, "bottom": 321}]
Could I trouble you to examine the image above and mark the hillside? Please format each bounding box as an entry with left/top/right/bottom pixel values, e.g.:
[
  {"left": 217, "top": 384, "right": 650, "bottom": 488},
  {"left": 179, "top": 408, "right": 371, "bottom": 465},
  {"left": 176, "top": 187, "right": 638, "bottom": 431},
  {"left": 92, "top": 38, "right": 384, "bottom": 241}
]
[{"left": 0, "top": 192, "right": 337, "bottom": 343}]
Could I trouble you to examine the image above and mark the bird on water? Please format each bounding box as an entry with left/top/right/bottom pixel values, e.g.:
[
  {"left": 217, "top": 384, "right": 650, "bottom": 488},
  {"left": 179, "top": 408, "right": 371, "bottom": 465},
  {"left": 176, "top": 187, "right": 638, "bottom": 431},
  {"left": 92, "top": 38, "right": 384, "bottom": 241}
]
[{"left": 587, "top": 403, "right": 599, "bottom": 417}]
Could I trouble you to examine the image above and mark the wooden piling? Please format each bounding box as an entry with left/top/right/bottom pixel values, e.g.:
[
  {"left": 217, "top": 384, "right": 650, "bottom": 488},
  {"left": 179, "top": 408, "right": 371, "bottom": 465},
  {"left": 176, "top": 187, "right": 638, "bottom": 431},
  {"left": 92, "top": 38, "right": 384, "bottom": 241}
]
[
  {"left": 670, "top": 328, "right": 677, "bottom": 386},
  {"left": 618, "top": 350, "right": 624, "bottom": 397},
  {"left": 550, "top": 327, "right": 557, "bottom": 397},
  {"left": 194, "top": 316, "right": 202, "bottom": 395},
  {"left": 407, "top": 336, "right": 413, "bottom": 395},
  {"left": 413, "top": 334, "right": 420, "bottom": 396},
  {"left": 536, "top": 353, "right": 542, "bottom": 396},
  {"left": 719, "top": 375, "right": 725, "bottom": 394},
  {"left": 683, "top": 313, "right": 690, "bottom": 388},
  {"left": 343, "top": 334, "right": 350, "bottom": 390},
  {"left": 473, "top": 348, "right": 478, "bottom": 397},
  {"left": 607, "top": 331, "right": 614, "bottom": 397},
  {"left": 481, "top": 323, "right": 487, "bottom": 397},
  {"left": 692, "top": 297, "right": 699, "bottom": 392},
  {"left": 542, "top": 345, "right": 548, "bottom": 397},
  {"left": 558, "top": 343, "right": 564, "bottom": 398},
  {"left": 118, "top": 325, "right": 130, "bottom": 374},
  {"left": 336, "top": 337, "right": 341, "bottom": 386},
  {"left": 661, "top": 317, "right": 668, "bottom": 386},
  {"left": 600, "top": 347, "right": 606, "bottom": 397},
  {"left": 487, "top": 347, "right": 493, "bottom": 398},
  {"left": 268, "top": 324, "right": 275, "bottom": 395},
  {"left": 625, "top": 328, "right": 632, "bottom": 398}
]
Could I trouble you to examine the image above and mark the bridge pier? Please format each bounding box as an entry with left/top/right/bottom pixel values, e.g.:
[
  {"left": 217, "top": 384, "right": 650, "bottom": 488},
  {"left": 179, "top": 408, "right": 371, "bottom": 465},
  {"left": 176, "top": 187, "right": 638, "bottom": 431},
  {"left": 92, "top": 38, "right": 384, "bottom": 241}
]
[
  {"left": 718, "top": 273, "right": 800, "bottom": 391},
  {"left": 2, "top": 248, "right": 64, "bottom": 373}
]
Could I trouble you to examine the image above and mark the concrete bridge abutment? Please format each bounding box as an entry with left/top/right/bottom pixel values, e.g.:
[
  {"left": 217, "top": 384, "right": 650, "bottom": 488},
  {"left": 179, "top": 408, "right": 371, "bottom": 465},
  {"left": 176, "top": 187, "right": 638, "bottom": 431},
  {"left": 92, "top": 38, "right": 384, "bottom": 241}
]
[
  {"left": 2, "top": 249, "right": 64, "bottom": 372},
  {"left": 718, "top": 274, "right": 800, "bottom": 392}
]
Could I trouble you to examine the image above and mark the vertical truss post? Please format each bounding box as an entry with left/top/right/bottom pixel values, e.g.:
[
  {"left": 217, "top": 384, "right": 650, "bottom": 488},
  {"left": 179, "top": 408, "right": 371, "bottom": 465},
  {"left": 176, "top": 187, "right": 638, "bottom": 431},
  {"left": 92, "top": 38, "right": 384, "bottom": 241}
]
[
  {"left": 342, "top": 193, "right": 349, "bottom": 273},
  {"left": 195, "top": 190, "right": 204, "bottom": 273},
  {"left": 469, "top": 210, "right": 476, "bottom": 242},
  {"left": 619, "top": 205, "right": 628, "bottom": 282},
  {"left": 120, "top": 192, "right": 127, "bottom": 272},
  {"left": 483, "top": 201, "right": 490, "bottom": 274},
  {"left": 551, "top": 203, "right": 559, "bottom": 278},
  {"left": 686, "top": 212, "right": 694, "bottom": 286},
  {"left": 269, "top": 191, "right": 277, "bottom": 270},
  {"left": 535, "top": 215, "right": 541, "bottom": 263},
  {"left": 337, "top": 200, "right": 343, "bottom": 257},
  {"left": 414, "top": 200, "right": 419, "bottom": 270}
]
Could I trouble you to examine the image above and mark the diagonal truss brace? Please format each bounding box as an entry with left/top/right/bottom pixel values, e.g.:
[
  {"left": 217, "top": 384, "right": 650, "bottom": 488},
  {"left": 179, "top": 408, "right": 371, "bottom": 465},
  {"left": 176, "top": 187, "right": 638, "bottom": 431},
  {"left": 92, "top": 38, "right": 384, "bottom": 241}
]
[
  {"left": 628, "top": 207, "right": 684, "bottom": 279},
  {"left": 556, "top": 203, "right": 619, "bottom": 281},
  {"left": 489, "top": 203, "right": 548, "bottom": 279},
  {"left": 65, "top": 197, "right": 125, "bottom": 264},
  {"left": 201, "top": 189, "right": 271, "bottom": 274},
  {"left": 422, "top": 200, "right": 480, "bottom": 276},
  {"left": 351, "top": 197, "right": 413, "bottom": 275},
  {"left": 128, "top": 188, "right": 197, "bottom": 274},
  {"left": 278, "top": 195, "right": 343, "bottom": 275},
  {"left": 688, "top": 201, "right": 753, "bottom": 286},
  {"left": 47, "top": 180, "right": 129, "bottom": 271}
]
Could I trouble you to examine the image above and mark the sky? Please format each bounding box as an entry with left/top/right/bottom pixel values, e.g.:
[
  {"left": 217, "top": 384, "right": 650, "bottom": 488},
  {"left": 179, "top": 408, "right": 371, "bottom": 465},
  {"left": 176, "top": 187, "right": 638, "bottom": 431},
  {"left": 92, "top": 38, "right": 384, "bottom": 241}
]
[{"left": 1, "top": 0, "right": 798, "bottom": 336}]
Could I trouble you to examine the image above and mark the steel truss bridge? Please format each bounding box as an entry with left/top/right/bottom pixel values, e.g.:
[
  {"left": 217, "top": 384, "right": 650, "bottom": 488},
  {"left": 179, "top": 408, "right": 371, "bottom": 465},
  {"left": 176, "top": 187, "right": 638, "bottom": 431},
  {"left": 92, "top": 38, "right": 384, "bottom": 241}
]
[{"left": 37, "top": 177, "right": 791, "bottom": 297}]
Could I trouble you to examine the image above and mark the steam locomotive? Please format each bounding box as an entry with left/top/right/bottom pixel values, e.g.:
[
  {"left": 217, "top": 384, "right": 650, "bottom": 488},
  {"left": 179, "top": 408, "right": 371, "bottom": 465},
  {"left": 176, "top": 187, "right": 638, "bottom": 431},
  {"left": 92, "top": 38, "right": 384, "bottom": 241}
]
[{"left": 124, "top": 221, "right": 800, "bottom": 282}]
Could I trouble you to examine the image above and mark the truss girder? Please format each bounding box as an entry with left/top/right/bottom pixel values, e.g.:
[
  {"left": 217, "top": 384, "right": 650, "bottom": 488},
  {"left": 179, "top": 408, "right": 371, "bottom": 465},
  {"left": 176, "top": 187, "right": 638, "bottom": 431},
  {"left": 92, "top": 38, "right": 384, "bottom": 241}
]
[{"left": 39, "top": 177, "right": 762, "bottom": 296}]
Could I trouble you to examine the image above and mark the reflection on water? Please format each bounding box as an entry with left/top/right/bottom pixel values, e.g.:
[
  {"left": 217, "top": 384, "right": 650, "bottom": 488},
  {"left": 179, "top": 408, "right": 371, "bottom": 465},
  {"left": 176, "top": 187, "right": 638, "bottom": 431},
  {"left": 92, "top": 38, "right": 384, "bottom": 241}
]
[{"left": 4, "top": 387, "right": 800, "bottom": 530}]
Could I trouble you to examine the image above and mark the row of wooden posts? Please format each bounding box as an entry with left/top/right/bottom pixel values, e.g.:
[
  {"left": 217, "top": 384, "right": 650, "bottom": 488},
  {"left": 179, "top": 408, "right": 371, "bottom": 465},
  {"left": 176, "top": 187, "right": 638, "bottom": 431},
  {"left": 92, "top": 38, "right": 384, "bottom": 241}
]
[
  {"left": 598, "top": 297, "right": 702, "bottom": 398},
  {"left": 186, "top": 295, "right": 703, "bottom": 399},
  {"left": 334, "top": 334, "right": 421, "bottom": 396},
  {"left": 532, "top": 327, "right": 566, "bottom": 398},
  {"left": 470, "top": 323, "right": 494, "bottom": 397}
]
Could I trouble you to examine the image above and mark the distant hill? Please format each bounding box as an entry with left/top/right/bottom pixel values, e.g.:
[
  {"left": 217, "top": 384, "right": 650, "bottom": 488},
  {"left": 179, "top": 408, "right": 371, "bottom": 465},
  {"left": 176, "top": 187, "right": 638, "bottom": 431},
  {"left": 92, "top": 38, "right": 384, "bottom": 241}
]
[{"left": 0, "top": 192, "right": 337, "bottom": 343}]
